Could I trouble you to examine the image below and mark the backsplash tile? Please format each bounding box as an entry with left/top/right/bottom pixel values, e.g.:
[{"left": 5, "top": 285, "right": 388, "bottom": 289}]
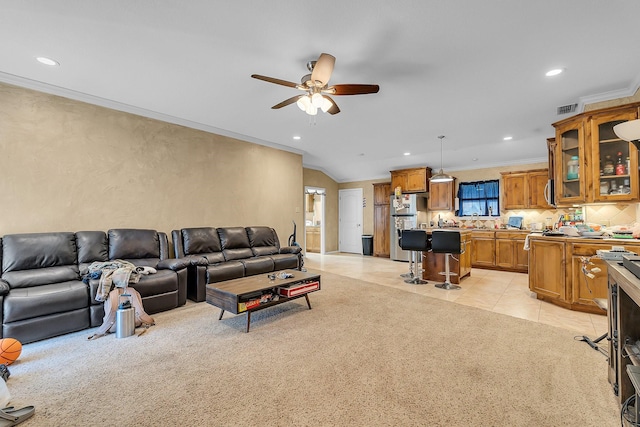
[{"left": 429, "top": 203, "right": 639, "bottom": 229}]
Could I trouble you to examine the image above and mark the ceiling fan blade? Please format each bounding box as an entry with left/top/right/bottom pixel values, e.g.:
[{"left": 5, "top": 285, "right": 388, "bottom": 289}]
[
  {"left": 272, "top": 95, "right": 304, "bottom": 109},
  {"left": 251, "top": 74, "right": 299, "bottom": 88},
  {"left": 330, "top": 84, "right": 380, "bottom": 95},
  {"left": 322, "top": 95, "right": 340, "bottom": 115},
  {"left": 311, "top": 53, "right": 335, "bottom": 86}
]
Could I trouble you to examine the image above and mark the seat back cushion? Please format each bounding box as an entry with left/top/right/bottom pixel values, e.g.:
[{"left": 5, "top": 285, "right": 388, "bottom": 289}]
[
  {"left": 246, "top": 227, "right": 279, "bottom": 256},
  {"left": 108, "top": 229, "right": 160, "bottom": 261},
  {"left": 181, "top": 228, "right": 221, "bottom": 256},
  {"left": 431, "top": 231, "right": 461, "bottom": 254},
  {"left": 217, "top": 227, "right": 253, "bottom": 261},
  {"left": 2, "top": 232, "right": 79, "bottom": 288},
  {"left": 76, "top": 231, "right": 109, "bottom": 275}
]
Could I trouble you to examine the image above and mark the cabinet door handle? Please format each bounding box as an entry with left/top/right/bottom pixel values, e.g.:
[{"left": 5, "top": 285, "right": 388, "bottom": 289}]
[{"left": 544, "top": 181, "right": 550, "bottom": 204}]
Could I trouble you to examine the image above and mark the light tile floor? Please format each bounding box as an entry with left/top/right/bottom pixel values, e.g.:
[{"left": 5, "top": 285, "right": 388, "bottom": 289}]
[{"left": 304, "top": 252, "right": 608, "bottom": 337}]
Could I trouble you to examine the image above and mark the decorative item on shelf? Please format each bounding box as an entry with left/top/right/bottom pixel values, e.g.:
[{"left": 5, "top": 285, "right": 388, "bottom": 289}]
[
  {"left": 567, "top": 155, "right": 579, "bottom": 180},
  {"left": 614, "top": 119, "right": 640, "bottom": 150},
  {"left": 430, "top": 135, "right": 453, "bottom": 183},
  {"left": 603, "top": 155, "right": 615, "bottom": 175},
  {"left": 616, "top": 151, "right": 627, "bottom": 175}
]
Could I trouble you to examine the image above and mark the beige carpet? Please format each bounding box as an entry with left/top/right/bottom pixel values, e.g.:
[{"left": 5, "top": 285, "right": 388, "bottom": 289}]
[{"left": 8, "top": 271, "right": 619, "bottom": 426}]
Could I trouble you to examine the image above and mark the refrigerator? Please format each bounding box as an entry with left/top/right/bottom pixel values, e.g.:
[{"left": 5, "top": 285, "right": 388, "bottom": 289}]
[{"left": 390, "top": 194, "right": 418, "bottom": 261}]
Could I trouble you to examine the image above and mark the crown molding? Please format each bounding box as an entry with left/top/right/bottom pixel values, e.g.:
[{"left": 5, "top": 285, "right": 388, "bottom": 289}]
[
  {"left": 0, "top": 72, "right": 305, "bottom": 156},
  {"left": 578, "top": 72, "right": 640, "bottom": 112}
]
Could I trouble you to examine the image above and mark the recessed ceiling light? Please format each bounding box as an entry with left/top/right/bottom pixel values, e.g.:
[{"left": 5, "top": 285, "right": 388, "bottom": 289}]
[
  {"left": 292, "top": 136, "right": 301, "bottom": 140},
  {"left": 503, "top": 136, "right": 513, "bottom": 141},
  {"left": 403, "top": 152, "right": 411, "bottom": 156},
  {"left": 36, "top": 57, "right": 59, "bottom": 66},
  {"left": 545, "top": 68, "right": 563, "bottom": 77},
  {"left": 472, "top": 158, "right": 478, "bottom": 161}
]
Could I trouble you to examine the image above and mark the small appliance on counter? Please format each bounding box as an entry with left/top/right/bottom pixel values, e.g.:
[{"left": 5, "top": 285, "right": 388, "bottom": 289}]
[{"left": 506, "top": 216, "right": 523, "bottom": 229}]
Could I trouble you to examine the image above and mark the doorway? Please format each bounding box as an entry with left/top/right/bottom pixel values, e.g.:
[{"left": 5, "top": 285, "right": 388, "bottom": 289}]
[
  {"left": 304, "top": 187, "right": 325, "bottom": 254},
  {"left": 338, "top": 188, "right": 363, "bottom": 254}
]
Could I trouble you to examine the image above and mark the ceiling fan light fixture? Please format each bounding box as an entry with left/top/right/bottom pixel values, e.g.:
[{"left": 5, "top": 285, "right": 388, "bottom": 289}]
[
  {"left": 320, "top": 97, "right": 333, "bottom": 113},
  {"left": 297, "top": 95, "right": 310, "bottom": 111},
  {"left": 306, "top": 104, "right": 318, "bottom": 115},
  {"left": 311, "top": 92, "right": 323, "bottom": 108}
]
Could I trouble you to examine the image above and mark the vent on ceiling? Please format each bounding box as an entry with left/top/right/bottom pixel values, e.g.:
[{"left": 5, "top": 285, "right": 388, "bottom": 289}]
[{"left": 557, "top": 103, "right": 578, "bottom": 115}]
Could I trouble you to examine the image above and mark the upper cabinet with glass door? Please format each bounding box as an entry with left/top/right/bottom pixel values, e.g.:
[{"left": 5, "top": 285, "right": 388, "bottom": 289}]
[
  {"left": 591, "top": 110, "right": 638, "bottom": 202},
  {"left": 554, "top": 118, "right": 586, "bottom": 205},
  {"left": 552, "top": 103, "right": 640, "bottom": 206}
]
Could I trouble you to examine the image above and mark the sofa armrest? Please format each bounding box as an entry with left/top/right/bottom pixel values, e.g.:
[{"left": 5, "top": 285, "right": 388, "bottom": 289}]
[
  {"left": 156, "top": 258, "right": 190, "bottom": 271},
  {"left": 280, "top": 246, "right": 302, "bottom": 255},
  {"left": 0, "top": 280, "right": 10, "bottom": 296}
]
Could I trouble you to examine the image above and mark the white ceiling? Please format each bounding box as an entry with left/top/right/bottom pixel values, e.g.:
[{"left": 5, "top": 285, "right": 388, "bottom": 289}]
[{"left": 2, "top": 1, "right": 640, "bottom": 182}]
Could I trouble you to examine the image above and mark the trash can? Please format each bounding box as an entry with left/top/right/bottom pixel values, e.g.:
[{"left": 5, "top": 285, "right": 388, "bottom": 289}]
[{"left": 362, "top": 235, "right": 373, "bottom": 256}]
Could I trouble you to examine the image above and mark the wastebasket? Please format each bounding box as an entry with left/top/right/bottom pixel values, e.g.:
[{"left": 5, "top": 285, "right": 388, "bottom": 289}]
[{"left": 362, "top": 235, "right": 373, "bottom": 256}]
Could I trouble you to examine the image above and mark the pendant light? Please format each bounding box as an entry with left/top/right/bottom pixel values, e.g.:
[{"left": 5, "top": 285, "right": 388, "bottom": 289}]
[{"left": 430, "top": 135, "right": 454, "bottom": 182}]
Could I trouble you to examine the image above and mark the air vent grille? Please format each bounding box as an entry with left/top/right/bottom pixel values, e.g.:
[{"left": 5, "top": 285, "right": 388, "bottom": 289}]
[{"left": 557, "top": 103, "right": 578, "bottom": 115}]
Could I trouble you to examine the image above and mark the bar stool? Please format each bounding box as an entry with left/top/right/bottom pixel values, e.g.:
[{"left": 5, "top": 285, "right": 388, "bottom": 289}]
[
  {"left": 431, "top": 230, "right": 464, "bottom": 290},
  {"left": 399, "top": 230, "right": 430, "bottom": 285}
]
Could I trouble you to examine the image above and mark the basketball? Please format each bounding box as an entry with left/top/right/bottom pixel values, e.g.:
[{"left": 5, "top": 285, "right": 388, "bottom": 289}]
[{"left": 0, "top": 338, "right": 22, "bottom": 365}]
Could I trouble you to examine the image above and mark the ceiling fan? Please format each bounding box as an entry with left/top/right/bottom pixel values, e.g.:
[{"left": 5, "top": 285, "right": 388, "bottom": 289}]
[{"left": 251, "top": 53, "right": 380, "bottom": 116}]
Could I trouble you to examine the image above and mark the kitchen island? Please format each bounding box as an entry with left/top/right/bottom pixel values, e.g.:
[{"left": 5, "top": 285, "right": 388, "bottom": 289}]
[
  {"left": 421, "top": 229, "right": 472, "bottom": 285},
  {"left": 528, "top": 233, "right": 640, "bottom": 313}
]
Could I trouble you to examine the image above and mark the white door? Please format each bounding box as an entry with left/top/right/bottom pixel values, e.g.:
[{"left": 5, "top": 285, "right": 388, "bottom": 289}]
[{"left": 339, "top": 188, "right": 363, "bottom": 254}]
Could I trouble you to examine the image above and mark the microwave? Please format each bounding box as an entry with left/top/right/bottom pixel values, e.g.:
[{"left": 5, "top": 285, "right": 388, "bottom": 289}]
[{"left": 544, "top": 179, "right": 555, "bottom": 207}]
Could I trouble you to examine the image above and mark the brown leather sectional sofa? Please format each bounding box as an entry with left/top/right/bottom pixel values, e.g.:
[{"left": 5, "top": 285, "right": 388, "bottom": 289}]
[
  {"left": 0, "top": 229, "right": 188, "bottom": 344},
  {"left": 172, "top": 226, "right": 302, "bottom": 302}
]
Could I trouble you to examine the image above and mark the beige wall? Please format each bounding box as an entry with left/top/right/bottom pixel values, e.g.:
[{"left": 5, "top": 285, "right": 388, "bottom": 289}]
[
  {"left": 338, "top": 178, "right": 390, "bottom": 236},
  {"left": 302, "top": 168, "right": 339, "bottom": 252},
  {"left": 0, "top": 83, "right": 303, "bottom": 244}
]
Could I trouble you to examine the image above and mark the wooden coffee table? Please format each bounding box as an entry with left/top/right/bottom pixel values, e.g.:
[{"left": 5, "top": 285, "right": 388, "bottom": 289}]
[{"left": 205, "top": 270, "right": 321, "bottom": 332}]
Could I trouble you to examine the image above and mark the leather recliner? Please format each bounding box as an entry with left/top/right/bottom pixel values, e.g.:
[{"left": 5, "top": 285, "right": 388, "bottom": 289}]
[
  {"left": 0, "top": 229, "right": 189, "bottom": 344},
  {"left": 172, "top": 226, "right": 302, "bottom": 302}
]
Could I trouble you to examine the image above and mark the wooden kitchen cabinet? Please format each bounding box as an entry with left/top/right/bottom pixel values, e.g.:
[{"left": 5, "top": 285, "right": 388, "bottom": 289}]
[
  {"left": 568, "top": 242, "right": 610, "bottom": 313},
  {"left": 471, "top": 231, "right": 495, "bottom": 268},
  {"left": 528, "top": 237, "right": 566, "bottom": 301},
  {"left": 527, "top": 235, "right": 640, "bottom": 313},
  {"left": 495, "top": 232, "right": 528, "bottom": 273},
  {"left": 428, "top": 179, "right": 455, "bottom": 211},
  {"left": 373, "top": 182, "right": 391, "bottom": 205},
  {"left": 306, "top": 227, "right": 320, "bottom": 253},
  {"left": 390, "top": 167, "right": 431, "bottom": 193},
  {"left": 501, "top": 169, "right": 552, "bottom": 210},
  {"left": 552, "top": 103, "right": 640, "bottom": 206},
  {"left": 373, "top": 183, "right": 391, "bottom": 258}
]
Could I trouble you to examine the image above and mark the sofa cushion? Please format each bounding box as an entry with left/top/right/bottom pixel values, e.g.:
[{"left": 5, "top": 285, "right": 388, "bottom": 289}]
[
  {"left": 2, "top": 232, "right": 77, "bottom": 273},
  {"left": 246, "top": 227, "right": 279, "bottom": 256},
  {"left": 218, "top": 227, "right": 253, "bottom": 261},
  {"left": 129, "top": 270, "right": 177, "bottom": 299},
  {"left": 182, "top": 228, "right": 221, "bottom": 255},
  {"left": 4, "top": 280, "right": 89, "bottom": 322},
  {"left": 268, "top": 253, "right": 300, "bottom": 271},
  {"left": 108, "top": 229, "right": 160, "bottom": 260},
  {"left": 240, "top": 257, "right": 275, "bottom": 276},
  {"left": 2, "top": 266, "right": 80, "bottom": 289},
  {"left": 206, "top": 261, "right": 245, "bottom": 283},
  {"left": 201, "top": 253, "right": 225, "bottom": 264},
  {"left": 76, "top": 231, "right": 108, "bottom": 275}
]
